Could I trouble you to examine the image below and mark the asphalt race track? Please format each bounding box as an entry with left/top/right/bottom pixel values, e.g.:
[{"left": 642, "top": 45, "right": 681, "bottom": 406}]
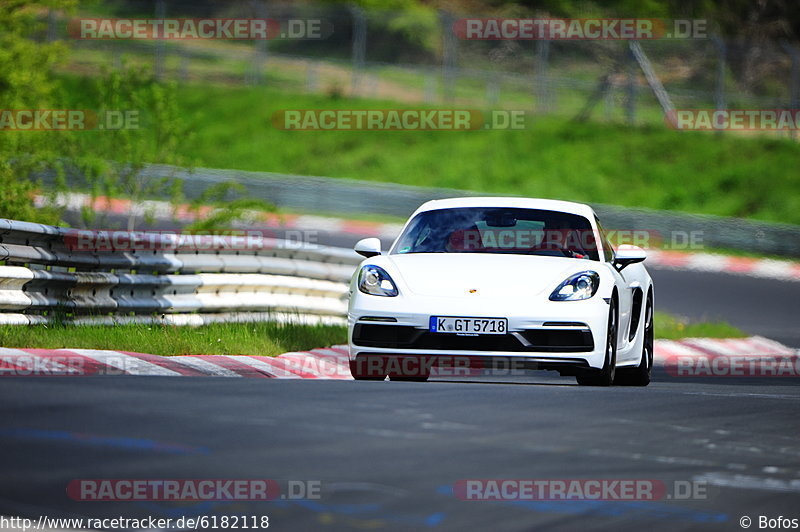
[
  {"left": 7, "top": 212, "right": 795, "bottom": 532},
  {"left": 1, "top": 371, "right": 799, "bottom": 531}
]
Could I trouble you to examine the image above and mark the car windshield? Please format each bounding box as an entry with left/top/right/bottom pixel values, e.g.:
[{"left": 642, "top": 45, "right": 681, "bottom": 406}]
[{"left": 392, "top": 207, "right": 600, "bottom": 260}]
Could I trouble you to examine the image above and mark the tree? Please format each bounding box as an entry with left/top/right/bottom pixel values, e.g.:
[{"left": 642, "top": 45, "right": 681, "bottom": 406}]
[
  {"left": 0, "top": 0, "right": 77, "bottom": 224},
  {"left": 80, "top": 65, "right": 192, "bottom": 231}
]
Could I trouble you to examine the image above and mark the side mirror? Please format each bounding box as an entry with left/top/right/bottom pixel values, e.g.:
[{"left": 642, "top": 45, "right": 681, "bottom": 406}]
[
  {"left": 613, "top": 245, "right": 647, "bottom": 271},
  {"left": 354, "top": 237, "right": 382, "bottom": 258}
]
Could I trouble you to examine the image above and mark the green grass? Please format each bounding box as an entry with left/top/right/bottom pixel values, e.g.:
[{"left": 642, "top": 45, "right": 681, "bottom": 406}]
[
  {"left": 0, "top": 312, "right": 745, "bottom": 356},
  {"left": 179, "top": 85, "right": 800, "bottom": 225},
  {"left": 0, "top": 322, "right": 346, "bottom": 357},
  {"left": 654, "top": 311, "right": 746, "bottom": 340},
  {"left": 58, "top": 76, "right": 800, "bottom": 225},
  {"left": 678, "top": 246, "right": 795, "bottom": 262},
  {"left": 65, "top": 43, "right": 669, "bottom": 121}
]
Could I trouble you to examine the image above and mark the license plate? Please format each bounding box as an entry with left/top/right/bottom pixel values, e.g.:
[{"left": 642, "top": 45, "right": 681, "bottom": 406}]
[{"left": 429, "top": 316, "right": 508, "bottom": 335}]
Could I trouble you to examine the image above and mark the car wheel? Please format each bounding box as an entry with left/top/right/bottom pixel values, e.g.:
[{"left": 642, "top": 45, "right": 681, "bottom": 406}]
[
  {"left": 576, "top": 298, "right": 617, "bottom": 386},
  {"left": 615, "top": 292, "right": 653, "bottom": 387},
  {"left": 349, "top": 356, "right": 386, "bottom": 381}
]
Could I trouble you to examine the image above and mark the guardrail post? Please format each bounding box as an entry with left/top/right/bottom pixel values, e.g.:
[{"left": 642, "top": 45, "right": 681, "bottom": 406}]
[
  {"left": 534, "top": 39, "right": 550, "bottom": 112},
  {"left": 179, "top": 46, "right": 189, "bottom": 83},
  {"left": 246, "top": 0, "right": 268, "bottom": 86},
  {"left": 486, "top": 75, "right": 499, "bottom": 107},
  {"left": 781, "top": 42, "right": 799, "bottom": 140},
  {"left": 153, "top": 0, "right": 166, "bottom": 81},
  {"left": 713, "top": 36, "right": 727, "bottom": 137},
  {"left": 111, "top": 41, "right": 122, "bottom": 71},
  {"left": 349, "top": 5, "right": 367, "bottom": 97},
  {"left": 424, "top": 68, "right": 437, "bottom": 103},
  {"left": 440, "top": 10, "right": 458, "bottom": 104},
  {"left": 625, "top": 44, "right": 637, "bottom": 125},
  {"left": 47, "top": 9, "right": 57, "bottom": 42},
  {"left": 306, "top": 60, "right": 319, "bottom": 92}
]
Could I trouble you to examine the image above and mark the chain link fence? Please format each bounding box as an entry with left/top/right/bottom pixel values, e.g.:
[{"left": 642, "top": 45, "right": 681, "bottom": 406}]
[{"left": 53, "top": 1, "right": 800, "bottom": 130}]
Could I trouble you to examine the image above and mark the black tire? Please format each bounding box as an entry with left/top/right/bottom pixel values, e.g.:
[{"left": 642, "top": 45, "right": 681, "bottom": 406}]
[
  {"left": 615, "top": 292, "right": 653, "bottom": 387},
  {"left": 576, "top": 298, "right": 617, "bottom": 386},
  {"left": 349, "top": 357, "right": 386, "bottom": 381}
]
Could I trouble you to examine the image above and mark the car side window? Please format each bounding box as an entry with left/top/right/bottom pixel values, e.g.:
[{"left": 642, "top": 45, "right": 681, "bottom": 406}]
[{"left": 595, "top": 217, "right": 615, "bottom": 262}]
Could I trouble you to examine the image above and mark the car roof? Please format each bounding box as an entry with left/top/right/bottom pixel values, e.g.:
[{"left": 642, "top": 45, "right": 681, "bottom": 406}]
[{"left": 412, "top": 197, "right": 597, "bottom": 220}]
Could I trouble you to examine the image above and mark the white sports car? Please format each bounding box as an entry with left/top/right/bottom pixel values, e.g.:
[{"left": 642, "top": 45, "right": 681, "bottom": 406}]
[{"left": 347, "top": 197, "right": 654, "bottom": 386}]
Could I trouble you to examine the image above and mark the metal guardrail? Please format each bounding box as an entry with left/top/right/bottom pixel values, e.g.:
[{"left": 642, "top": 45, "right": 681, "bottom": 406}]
[
  {"left": 0, "top": 219, "right": 360, "bottom": 326},
  {"left": 38, "top": 164, "right": 800, "bottom": 257},
  {"left": 37, "top": 164, "right": 800, "bottom": 259},
  {"left": 147, "top": 166, "right": 800, "bottom": 257}
]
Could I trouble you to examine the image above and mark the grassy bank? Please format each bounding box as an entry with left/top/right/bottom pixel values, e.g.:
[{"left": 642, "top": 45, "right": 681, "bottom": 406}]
[
  {"left": 653, "top": 312, "right": 746, "bottom": 341},
  {"left": 0, "top": 313, "right": 744, "bottom": 356},
  {"left": 58, "top": 76, "right": 800, "bottom": 225},
  {"left": 0, "top": 322, "right": 345, "bottom": 357}
]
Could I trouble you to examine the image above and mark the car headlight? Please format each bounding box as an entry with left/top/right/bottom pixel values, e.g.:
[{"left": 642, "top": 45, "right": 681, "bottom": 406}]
[
  {"left": 358, "top": 265, "right": 398, "bottom": 297},
  {"left": 549, "top": 271, "right": 600, "bottom": 301}
]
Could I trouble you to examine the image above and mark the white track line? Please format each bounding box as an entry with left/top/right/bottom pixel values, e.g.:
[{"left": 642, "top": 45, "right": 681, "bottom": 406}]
[
  {"left": 69, "top": 349, "right": 183, "bottom": 376},
  {"left": 226, "top": 355, "right": 302, "bottom": 378},
  {"left": 165, "top": 356, "right": 243, "bottom": 377}
]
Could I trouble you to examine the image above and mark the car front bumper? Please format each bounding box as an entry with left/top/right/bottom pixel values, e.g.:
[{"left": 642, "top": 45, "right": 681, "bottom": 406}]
[{"left": 347, "top": 292, "right": 611, "bottom": 372}]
